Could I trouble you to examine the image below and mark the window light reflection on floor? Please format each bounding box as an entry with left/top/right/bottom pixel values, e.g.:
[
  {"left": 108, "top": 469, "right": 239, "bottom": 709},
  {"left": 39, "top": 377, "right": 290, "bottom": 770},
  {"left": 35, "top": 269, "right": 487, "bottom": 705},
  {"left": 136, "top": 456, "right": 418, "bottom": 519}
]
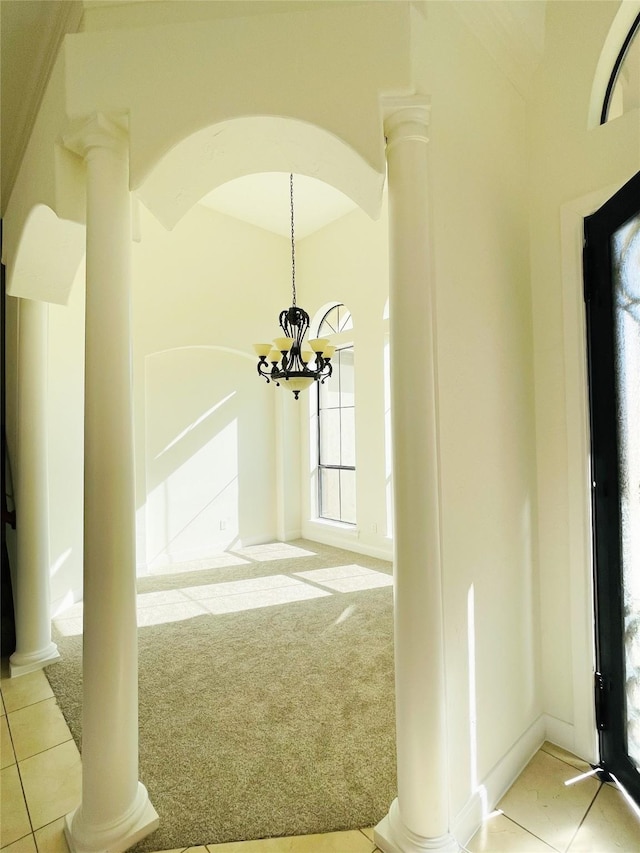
[
  {"left": 294, "top": 564, "right": 393, "bottom": 592},
  {"left": 148, "top": 543, "right": 319, "bottom": 576},
  {"left": 149, "top": 552, "right": 250, "bottom": 576},
  {"left": 610, "top": 772, "right": 640, "bottom": 822},
  {"left": 52, "top": 562, "right": 392, "bottom": 636},
  {"left": 231, "top": 543, "right": 318, "bottom": 561},
  {"left": 563, "top": 768, "right": 600, "bottom": 786}
]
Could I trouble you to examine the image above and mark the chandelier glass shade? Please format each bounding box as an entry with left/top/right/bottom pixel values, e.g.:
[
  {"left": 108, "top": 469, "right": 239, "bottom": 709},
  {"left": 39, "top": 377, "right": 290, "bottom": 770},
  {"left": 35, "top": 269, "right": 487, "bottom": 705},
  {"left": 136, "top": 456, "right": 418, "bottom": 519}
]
[{"left": 253, "top": 174, "right": 334, "bottom": 399}]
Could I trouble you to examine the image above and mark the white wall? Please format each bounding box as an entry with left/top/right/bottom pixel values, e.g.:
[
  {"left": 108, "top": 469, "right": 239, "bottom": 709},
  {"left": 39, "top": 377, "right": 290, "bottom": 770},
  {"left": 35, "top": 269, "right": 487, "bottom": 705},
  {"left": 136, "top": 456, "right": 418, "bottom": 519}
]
[
  {"left": 47, "top": 270, "right": 85, "bottom": 612},
  {"left": 132, "top": 202, "right": 289, "bottom": 569},
  {"left": 529, "top": 0, "right": 640, "bottom": 760},
  {"left": 144, "top": 346, "right": 275, "bottom": 569}
]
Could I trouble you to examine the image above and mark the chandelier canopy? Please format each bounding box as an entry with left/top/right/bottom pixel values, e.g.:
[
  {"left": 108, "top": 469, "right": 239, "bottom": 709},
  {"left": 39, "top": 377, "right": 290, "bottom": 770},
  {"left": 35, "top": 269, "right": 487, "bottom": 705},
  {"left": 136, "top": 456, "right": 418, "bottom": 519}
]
[{"left": 253, "top": 174, "right": 334, "bottom": 399}]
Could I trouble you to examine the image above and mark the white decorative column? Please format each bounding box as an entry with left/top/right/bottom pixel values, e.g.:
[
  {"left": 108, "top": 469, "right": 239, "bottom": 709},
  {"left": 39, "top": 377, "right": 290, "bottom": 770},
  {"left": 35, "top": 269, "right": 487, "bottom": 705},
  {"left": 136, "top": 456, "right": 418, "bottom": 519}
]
[
  {"left": 9, "top": 297, "right": 60, "bottom": 677},
  {"left": 64, "top": 113, "right": 158, "bottom": 853},
  {"left": 375, "top": 100, "right": 458, "bottom": 853}
]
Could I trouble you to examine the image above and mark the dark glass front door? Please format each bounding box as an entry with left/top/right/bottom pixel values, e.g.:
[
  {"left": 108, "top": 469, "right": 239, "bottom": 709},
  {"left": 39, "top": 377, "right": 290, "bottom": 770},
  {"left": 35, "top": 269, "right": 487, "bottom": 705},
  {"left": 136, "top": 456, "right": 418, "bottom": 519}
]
[{"left": 585, "top": 171, "right": 640, "bottom": 800}]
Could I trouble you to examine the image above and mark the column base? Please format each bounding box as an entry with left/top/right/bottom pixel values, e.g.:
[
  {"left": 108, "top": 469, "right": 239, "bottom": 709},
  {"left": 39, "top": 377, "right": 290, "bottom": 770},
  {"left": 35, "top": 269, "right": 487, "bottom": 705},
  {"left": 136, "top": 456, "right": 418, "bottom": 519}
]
[
  {"left": 9, "top": 642, "right": 60, "bottom": 677},
  {"left": 64, "top": 782, "right": 159, "bottom": 853},
  {"left": 375, "top": 799, "right": 460, "bottom": 853}
]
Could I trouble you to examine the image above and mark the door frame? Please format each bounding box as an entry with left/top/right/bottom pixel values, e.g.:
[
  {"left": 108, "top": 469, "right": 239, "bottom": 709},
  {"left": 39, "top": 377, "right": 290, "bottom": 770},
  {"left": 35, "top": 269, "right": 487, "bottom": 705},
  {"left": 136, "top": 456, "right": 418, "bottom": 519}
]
[
  {"left": 584, "top": 170, "right": 640, "bottom": 796},
  {"left": 556, "top": 188, "right": 618, "bottom": 765}
]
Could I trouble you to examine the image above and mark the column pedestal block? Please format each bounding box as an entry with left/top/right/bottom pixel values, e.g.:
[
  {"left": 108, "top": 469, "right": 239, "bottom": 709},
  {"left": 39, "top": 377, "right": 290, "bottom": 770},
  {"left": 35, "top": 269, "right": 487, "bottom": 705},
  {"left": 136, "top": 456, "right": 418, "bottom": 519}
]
[
  {"left": 9, "top": 642, "right": 60, "bottom": 678},
  {"left": 65, "top": 783, "right": 159, "bottom": 853},
  {"left": 375, "top": 800, "right": 460, "bottom": 853}
]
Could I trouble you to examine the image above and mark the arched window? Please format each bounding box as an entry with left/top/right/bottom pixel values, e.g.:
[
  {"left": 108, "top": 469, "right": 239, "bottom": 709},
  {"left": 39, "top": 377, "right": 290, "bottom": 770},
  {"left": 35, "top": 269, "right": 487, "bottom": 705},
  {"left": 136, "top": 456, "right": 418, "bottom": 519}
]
[
  {"left": 315, "top": 304, "right": 355, "bottom": 524},
  {"left": 602, "top": 12, "right": 640, "bottom": 124},
  {"left": 318, "top": 303, "right": 353, "bottom": 336}
]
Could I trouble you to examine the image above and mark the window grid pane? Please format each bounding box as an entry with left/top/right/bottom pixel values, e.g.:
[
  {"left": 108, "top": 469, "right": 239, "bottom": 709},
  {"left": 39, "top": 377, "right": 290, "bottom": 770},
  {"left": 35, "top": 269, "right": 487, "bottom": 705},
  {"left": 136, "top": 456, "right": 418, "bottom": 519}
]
[
  {"left": 317, "top": 341, "right": 356, "bottom": 525},
  {"left": 319, "top": 468, "right": 341, "bottom": 521}
]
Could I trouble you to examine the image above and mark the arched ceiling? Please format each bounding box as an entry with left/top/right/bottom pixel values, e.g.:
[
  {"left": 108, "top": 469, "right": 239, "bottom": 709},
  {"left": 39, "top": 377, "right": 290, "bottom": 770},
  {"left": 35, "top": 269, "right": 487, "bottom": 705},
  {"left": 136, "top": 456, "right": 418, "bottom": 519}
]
[{"left": 1, "top": 0, "right": 551, "bottom": 224}]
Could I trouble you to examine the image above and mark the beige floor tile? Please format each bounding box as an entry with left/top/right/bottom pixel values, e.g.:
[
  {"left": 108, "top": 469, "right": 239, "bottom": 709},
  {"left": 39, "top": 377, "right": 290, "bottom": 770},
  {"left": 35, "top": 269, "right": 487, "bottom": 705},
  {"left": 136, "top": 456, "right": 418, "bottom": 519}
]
[
  {"left": 568, "top": 782, "right": 640, "bottom": 851},
  {"left": 0, "top": 671, "right": 53, "bottom": 714},
  {"left": 34, "top": 818, "right": 70, "bottom": 853},
  {"left": 467, "top": 813, "right": 556, "bottom": 852},
  {"left": 1, "top": 713, "right": 15, "bottom": 768},
  {"left": 540, "top": 742, "right": 592, "bottom": 774},
  {"left": 359, "top": 828, "right": 375, "bottom": 842},
  {"left": 498, "top": 750, "right": 600, "bottom": 852},
  {"left": 0, "top": 834, "right": 37, "bottom": 853},
  {"left": 205, "top": 831, "right": 376, "bottom": 852},
  {"left": 8, "top": 698, "right": 72, "bottom": 761},
  {"left": 150, "top": 849, "right": 187, "bottom": 853},
  {"left": 19, "top": 740, "right": 82, "bottom": 830},
  {"left": 0, "top": 764, "right": 32, "bottom": 847}
]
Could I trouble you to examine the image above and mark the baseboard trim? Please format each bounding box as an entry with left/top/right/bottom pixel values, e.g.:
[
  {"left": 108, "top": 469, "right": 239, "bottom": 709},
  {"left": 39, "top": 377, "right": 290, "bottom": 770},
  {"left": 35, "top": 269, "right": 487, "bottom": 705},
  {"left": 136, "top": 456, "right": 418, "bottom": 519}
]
[
  {"left": 542, "top": 714, "right": 576, "bottom": 755},
  {"left": 302, "top": 523, "right": 393, "bottom": 561},
  {"left": 453, "top": 714, "right": 546, "bottom": 847},
  {"left": 281, "top": 529, "right": 303, "bottom": 542}
]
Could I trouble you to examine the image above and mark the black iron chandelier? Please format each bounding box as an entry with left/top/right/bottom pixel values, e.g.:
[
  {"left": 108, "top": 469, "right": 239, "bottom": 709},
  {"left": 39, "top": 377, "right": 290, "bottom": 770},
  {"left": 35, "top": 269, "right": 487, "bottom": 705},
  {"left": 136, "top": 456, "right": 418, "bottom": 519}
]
[{"left": 253, "top": 174, "right": 334, "bottom": 399}]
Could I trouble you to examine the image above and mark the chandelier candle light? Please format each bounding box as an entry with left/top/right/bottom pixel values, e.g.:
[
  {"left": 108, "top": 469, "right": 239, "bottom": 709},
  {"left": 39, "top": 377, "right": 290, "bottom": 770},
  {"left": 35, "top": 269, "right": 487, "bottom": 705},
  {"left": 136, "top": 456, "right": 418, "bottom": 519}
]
[{"left": 253, "top": 174, "right": 335, "bottom": 399}]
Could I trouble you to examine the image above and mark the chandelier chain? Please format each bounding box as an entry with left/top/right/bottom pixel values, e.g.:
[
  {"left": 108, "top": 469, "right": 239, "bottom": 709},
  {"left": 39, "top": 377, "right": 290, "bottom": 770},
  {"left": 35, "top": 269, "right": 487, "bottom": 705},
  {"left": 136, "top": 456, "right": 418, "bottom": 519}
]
[
  {"left": 290, "top": 173, "right": 296, "bottom": 307},
  {"left": 254, "top": 171, "right": 333, "bottom": 398}
]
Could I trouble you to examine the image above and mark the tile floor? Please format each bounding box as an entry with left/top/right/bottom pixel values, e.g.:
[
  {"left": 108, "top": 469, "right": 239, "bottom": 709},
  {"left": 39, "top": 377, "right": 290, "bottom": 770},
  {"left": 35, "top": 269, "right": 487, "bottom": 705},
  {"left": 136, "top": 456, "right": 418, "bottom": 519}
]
[{"left": 2, "top": 660, "right": 640, "bottom": 852}]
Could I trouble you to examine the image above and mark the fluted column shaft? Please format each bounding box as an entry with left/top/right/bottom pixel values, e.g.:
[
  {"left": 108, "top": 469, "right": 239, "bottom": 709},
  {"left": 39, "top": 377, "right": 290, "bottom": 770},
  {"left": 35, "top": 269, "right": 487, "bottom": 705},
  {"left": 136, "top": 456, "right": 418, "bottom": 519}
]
[
  {"left": 9, "top": 297, "right": 60, "bottom": 677},
  {"left": 64, "top": 112, "right": 158, "bottom": 853},
  {"left": 376, "top": 101, "right": 458, "bottom": 853}
]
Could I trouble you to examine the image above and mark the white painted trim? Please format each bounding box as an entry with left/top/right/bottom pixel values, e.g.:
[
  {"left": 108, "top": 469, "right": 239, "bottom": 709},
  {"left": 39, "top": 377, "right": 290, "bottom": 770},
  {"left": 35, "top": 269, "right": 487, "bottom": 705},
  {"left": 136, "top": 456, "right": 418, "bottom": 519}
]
[
  {"left": 558, "top": 182, "right": 634, "bottom": 765},
  {"left": 453, "top": 715, "right": 546, "bottom": 847},
  {"left": 302, "top": 519, "right": 393, "bottom": 561},
  {"left": 543, "top": 714, "right": 576, "bottom": 754},
  {"left": 280, "top": 528, "right": 303, "bottom": 543}
]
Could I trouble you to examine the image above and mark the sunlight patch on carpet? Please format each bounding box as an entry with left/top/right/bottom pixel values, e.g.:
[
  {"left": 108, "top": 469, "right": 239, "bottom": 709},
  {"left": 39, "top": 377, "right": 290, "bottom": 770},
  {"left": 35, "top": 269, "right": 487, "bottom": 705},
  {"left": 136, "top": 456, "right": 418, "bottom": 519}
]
[{"left": 295, "top": 564, "right": 394, "bottom": 592}]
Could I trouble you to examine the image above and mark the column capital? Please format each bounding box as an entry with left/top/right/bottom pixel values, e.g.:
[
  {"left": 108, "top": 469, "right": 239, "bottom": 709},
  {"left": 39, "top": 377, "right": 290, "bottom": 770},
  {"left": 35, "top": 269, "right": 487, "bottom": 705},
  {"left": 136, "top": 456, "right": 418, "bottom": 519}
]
[
  {"left": 383, "top": 96, "right": 431, "bottom": 152},
  {"left": 64, "top": 112, "right": 129, "bottom": 161}
]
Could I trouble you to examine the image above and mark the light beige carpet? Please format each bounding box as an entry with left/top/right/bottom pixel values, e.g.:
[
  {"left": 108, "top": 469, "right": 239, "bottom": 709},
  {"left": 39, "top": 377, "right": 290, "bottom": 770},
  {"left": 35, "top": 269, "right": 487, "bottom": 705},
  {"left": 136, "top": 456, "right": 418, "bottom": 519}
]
[{"left": 45, "top": 540, "right": 397, "bottom": 850}]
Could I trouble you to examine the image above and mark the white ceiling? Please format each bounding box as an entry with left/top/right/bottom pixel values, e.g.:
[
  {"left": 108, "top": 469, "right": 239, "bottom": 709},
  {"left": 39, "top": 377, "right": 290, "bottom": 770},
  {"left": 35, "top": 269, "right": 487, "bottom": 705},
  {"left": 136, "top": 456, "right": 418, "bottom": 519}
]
[{"left": 199, "top": 172, "right": 359, "bottom": 240}]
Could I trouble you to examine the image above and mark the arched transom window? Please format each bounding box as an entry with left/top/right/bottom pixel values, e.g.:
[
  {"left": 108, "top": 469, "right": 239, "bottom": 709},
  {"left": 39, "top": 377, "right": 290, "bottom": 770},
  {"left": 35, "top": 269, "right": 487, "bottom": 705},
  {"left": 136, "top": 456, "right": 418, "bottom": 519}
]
[{"left": 602, "top": 12, "right": 640, "bottom": 124}]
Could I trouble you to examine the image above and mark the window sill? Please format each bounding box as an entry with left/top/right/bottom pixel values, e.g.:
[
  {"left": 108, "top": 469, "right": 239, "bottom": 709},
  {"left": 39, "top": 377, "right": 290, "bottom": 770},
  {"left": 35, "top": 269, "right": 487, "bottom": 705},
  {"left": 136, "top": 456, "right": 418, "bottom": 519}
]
[{"left": 309, "top": 517, "right": 358, "bottom": 534}]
